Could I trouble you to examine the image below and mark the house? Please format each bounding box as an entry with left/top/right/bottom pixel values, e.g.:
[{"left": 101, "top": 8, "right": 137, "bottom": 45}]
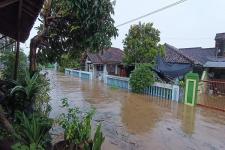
[
  {"left": 85, "top": 47, "right": 126, "bottom": 80},
  {"left": 162, "top": 33, "right": 225, "bottom": 80}
]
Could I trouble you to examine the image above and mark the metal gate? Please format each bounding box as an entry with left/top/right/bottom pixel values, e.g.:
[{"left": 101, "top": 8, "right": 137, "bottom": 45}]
[{"left": 198, "top": 80, "right": 225, "bottom": 111}]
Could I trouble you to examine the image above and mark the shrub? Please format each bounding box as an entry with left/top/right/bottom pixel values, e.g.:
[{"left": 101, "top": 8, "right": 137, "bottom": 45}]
[
  {"left": 58, "top": 98, "right": 105, "bottom": 150},
  {"left": 129, "top": 64, "right": 155, "bottom": 93}
]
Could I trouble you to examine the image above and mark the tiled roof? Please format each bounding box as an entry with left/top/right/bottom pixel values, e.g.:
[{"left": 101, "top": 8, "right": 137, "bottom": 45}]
[
  {"left": 87, "top": 53, "right": 102, "bottom": 64},
  {"left": 164, "top": 43, "right": 192, "bottom": 64},
  {"left": 180, "top": 47, "right": 217, "bottom": 65},
  {"left": 164, "top": 43, "right": 217, "bottom": 66},
  {"left": 87, "top": 47, "right": 123, "bottom": 64}
]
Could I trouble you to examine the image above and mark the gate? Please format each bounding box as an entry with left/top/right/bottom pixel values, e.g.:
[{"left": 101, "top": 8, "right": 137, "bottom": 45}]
[{"left": 198, "top": 80, "right": 225, "bottom": 111}]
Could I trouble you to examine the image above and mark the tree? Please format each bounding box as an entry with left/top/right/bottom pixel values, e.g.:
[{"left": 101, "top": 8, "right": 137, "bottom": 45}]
[
  {"left": 31, "top": 0, "right": 118, "bottom": 72},
  {"left": 123, "top": 22, "right": 164, "bottom": 65},
  {"left": 129, "top": 64, "right": 155, "bottom": 93}
]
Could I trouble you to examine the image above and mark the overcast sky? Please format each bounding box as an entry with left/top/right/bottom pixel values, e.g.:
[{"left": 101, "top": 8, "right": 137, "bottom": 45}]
[{"left": 22, "top": 0, "right": 225, "bottom": 54}]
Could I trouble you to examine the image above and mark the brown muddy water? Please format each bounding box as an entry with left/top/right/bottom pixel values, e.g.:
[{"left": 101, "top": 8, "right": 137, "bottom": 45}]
[{"left": 48, "top": 70, "right": 225, "bottom": 150}]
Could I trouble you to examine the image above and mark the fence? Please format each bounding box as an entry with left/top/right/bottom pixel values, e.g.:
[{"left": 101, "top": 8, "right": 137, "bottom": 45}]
[
  {"left": 105, "top": 75, "right": 180, "bottom": 101},
  {"left": 105, "top": 75, "right": 130, "bottom": 89},
  {"left": 65, "top": 68, "right": 93, "bottom": 80},
  {"left": 198, "top": 80, "right": 225, "bottom": 111}
]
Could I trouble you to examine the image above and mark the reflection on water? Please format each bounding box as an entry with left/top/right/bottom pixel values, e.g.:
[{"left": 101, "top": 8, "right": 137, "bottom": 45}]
[
  {"left": 48, "top": 70, "right": 225, "bottom": 150},
  {"left": 181, "top": 105, "right": 196, "bottom": 135},
  {"left": 121, "top": 95, "right": 162, "bottom": 134}
]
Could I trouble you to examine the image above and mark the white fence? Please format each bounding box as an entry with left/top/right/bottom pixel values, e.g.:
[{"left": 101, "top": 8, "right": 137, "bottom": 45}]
[
  {"left": 104, "top": 75, "right": 180, "bottom": 102},
  {"left": 65, "top": 68, "right": 93, "bottom": 80}
]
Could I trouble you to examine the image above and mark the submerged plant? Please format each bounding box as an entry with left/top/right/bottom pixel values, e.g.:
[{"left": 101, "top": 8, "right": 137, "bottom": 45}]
[{"left": 58, "top": 98, "right": 105, "bottom": 150}]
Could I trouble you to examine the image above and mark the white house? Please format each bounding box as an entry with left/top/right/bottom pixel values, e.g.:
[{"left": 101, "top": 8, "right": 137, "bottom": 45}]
[{"left": 85, "top": 47, "right": 126, "bottom": 80}]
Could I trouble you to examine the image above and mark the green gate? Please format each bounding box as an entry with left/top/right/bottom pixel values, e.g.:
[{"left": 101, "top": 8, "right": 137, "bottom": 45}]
[{"left": 184, "top": 73, "right": 199, "bottom": 106}]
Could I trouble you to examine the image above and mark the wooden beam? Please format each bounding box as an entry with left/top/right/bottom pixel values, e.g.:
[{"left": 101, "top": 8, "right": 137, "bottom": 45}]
[
  {"left": 13, "top": 0, "right": 23, "bottom": 80},
  {"left": 0, "top": 0, "right": 19, "bottom": 8}
]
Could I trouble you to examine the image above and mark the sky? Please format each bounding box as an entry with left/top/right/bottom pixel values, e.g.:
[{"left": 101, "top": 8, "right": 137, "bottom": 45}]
[{"left": 22, "top": 0, "right": 225, "bottom": 54}]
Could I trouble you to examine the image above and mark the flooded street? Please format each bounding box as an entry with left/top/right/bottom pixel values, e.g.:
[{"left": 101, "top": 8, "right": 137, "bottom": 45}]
[{"left": 48, "top": 70, "right": 225, "bottom": 150}]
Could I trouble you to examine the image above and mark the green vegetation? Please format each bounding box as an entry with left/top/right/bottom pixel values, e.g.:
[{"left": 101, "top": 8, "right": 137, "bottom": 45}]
[
  {"left": 0, "top": 51, "right": 27, "bottom": 82},
  {"left": 9, "top": 71, "right": 51, "bottom": 115},
  {"left": 12, "top": 112, "right": 53, "bottom": 150},
  {"left": 58, "top": 98, "right": 105, "bottom": 150},
  {"left": 123, "top": 22, "right": 164, "bottom": 65},
  {"left": 33, "top": 0, "right": 118, "bottom": 71},
  {"left": 123, "top": 22, "right": 164, "bottom": 92},
  {"left": 129, "top": 64, "right": 156, "bottom": 93},
  {"left": 58, "top": 54, "right": 80, "bottom": 72}
]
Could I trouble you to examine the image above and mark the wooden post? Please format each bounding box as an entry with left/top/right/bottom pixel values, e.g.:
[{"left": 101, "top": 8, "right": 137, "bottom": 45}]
[{"left": 13, "top": 0, "right": 23, "bottom": 80}]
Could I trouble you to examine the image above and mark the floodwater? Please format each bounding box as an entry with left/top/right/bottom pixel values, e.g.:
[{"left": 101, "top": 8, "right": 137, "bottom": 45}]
[{"left": 48, "top": 70, "right": 225, "bottom": 150}]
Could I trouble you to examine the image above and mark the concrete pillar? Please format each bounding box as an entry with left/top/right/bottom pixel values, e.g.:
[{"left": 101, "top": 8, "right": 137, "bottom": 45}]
[
  {"left": 115, "top": 64, "right": 118, "bottom": 75},
  {"left": 103, "top": 64, "right": 108, "bottom": 81}
]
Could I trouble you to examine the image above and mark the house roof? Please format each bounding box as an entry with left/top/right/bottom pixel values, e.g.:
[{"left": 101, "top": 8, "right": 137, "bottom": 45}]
[
  {"left": 180, "top": 47, "right": 217, "bottom": 65},
  {"left": 164, "top": 43, "right": 218, "bottom": 66},
  {"left": 164, "top": 43, "right": 193, "bottom": 64},
  {"left": 87, "top": 53, "right": 102, "bottom": 64},
  {"left": 87, "top": 47, "right": 124, "bottom": 64},
  {"left": 0, "top": 0, "right": 44, "bottom": 42}
]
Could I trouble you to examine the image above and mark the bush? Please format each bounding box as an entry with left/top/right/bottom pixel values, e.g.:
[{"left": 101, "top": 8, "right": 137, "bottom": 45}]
[
  {"left": 58, "top": 98, "right": 105, "bottom": 150},
  {"left": 129, "top": 64, "right": 155, "bottom": 93}
]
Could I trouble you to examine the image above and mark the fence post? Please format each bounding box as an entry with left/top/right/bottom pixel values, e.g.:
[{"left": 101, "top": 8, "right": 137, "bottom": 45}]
[
  {"left": 184, "top": 72, "right": 199, "bottom": 106},
  {"left": 172, "top": 85, "right": 179, "bottom": 101}
]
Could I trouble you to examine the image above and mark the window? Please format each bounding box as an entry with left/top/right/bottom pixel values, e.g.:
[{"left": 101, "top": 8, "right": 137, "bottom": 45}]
[{"left": 96, "top": 65, "right": 103, "bottom": 71}]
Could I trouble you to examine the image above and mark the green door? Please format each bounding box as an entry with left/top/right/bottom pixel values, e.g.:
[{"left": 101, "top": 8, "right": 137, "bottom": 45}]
[{"left": 187, "top": 80, "right": 194, "bottom": 104}]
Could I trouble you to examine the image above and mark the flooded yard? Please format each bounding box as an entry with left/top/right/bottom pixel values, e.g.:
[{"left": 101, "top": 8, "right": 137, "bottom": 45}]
[{"left": 48, "top": 70, "right": 225, "bottom": 150}]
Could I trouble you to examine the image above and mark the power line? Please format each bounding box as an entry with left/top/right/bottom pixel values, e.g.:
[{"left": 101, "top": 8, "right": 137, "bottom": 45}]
[{"left": 116, "top": 0, "right": 189, "bottom": 28}]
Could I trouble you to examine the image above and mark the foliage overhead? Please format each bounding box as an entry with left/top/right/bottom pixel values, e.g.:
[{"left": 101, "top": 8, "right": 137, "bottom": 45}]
[
  {"left": 123, "top": 22, "right": 164, "bottom": 65},
  {"left": 129, "top": 64, "right": 156, "bottom": 93},
  {"left": 37, "top": 0, "right": 118, "bottom": 64}
]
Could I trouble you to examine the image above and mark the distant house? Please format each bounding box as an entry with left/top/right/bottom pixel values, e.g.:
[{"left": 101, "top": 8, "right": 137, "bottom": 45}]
[
  {"left": 162, "top": 33, "right": 225, "bottom": 80},
  {"left": 85, "top": 47, "right": 126, "bottom": 80}
]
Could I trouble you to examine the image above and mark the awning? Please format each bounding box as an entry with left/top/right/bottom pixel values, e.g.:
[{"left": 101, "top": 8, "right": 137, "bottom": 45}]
[
  {"left": 204, "top": 61, "right": 225, "bottom": 68},
  {"left": 0, "top": 0, "right": 44, "bottom": 42}
]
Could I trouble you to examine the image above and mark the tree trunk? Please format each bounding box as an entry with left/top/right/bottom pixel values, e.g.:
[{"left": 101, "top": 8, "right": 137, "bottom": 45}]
[
  {"left": 29, "top": 34, "right": 45, "bottom": 73},
  {"left": 29, "top": 36, "right": 38, "bottom": 73}
]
